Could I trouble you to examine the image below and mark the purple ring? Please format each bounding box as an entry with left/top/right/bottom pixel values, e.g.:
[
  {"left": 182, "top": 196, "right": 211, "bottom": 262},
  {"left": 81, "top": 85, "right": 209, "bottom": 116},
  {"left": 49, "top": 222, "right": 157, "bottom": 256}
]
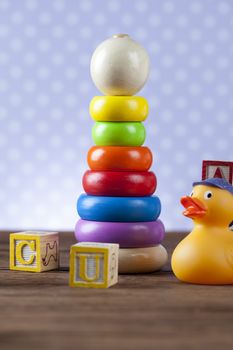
[{"left": 74, "top": 219, "right": 165, "bottom": 248}]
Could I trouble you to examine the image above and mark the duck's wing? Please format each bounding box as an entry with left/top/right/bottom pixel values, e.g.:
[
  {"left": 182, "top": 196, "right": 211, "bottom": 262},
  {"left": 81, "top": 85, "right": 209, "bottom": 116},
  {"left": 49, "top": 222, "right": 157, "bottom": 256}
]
[{"left": 225, "top": 244, "right": 233, "bottom": 269}]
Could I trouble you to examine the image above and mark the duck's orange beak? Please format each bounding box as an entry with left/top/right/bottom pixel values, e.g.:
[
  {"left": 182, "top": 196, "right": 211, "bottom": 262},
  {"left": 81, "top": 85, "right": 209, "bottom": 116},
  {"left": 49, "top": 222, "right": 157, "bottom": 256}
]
[{"left": 180, "top": 196, "right": 207, "bottom": 218}]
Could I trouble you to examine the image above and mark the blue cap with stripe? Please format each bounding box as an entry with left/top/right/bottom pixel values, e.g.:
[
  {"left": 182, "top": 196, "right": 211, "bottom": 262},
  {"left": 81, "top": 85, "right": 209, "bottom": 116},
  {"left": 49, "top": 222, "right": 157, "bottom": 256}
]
[{"left": 193, "top": 178, "right": 233, "bottom": 195}]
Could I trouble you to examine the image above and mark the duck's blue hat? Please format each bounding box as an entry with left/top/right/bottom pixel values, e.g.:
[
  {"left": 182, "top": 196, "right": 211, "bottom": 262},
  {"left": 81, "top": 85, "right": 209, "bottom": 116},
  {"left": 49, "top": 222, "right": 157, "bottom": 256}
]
[{"left": 193, "top": 178, "right": 233, "bottom": 195}]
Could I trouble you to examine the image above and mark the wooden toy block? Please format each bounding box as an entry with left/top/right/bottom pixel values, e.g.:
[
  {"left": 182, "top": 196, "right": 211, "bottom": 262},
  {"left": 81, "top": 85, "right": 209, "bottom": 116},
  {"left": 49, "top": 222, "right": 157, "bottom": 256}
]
[
  {"left": 69, "top": 242, "right": 119, "bottom": 288},
  {"left": 202, "top": 160, "right": 233, "bottom": 185},
  {"left": 10, "top": 231, "right": 59, "bottom": 272}
]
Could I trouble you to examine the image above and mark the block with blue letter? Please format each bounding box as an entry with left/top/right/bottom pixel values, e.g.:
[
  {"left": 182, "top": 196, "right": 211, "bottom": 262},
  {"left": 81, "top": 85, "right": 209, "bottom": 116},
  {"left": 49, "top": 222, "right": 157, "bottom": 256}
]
[
  {"left": 10, "top": 231, "right": 59, "bottom": 272},
  {"left": 69, "top": 242, "right": 119, "bottom": 288}
]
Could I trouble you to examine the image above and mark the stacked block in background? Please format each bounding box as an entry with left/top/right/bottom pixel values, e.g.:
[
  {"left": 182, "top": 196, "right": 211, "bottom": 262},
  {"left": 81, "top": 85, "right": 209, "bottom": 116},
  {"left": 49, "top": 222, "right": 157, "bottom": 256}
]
[
  {"left": 202, "top": 160, "right": 233, "bottom": 184},
  {"left": 75, "top": 34, "right": 167, "bottom": 273}
]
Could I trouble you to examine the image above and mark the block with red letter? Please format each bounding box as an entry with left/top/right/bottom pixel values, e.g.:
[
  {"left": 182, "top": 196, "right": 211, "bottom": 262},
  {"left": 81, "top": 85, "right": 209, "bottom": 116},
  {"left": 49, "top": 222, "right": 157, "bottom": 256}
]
[
  {"left": 202, "top": 160, "right": 233, "bottom": 185},
  {"left": 10, "top": 231, "right": 59, "bottom": 272},
  {"left": 69, "top": 242, "right": 119, "bottom": 288}
]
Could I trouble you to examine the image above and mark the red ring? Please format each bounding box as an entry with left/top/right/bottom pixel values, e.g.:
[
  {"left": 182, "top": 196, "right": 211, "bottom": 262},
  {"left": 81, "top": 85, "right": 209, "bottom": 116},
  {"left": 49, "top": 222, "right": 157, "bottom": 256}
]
[{"left": 83, "top": 170, "right": 157, "bottom": 197}]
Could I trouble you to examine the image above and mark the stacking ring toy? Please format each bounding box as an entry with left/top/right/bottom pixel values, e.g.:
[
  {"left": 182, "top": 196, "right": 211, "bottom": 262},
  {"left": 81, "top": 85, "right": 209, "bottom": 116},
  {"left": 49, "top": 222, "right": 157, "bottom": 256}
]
[
  {"left": 82, "top": 170, "right": 157, "bottom": 196},
  {"left": 87, "top": 146, "right": 153, "bottom": 171},
  {"left": 92, "top": 122, "right": 145, "bottom": 146},
  {"left": 119, "top": 245, "right": 168, "bottom": 273},
  {"left": 75, "top": 219, "right": 165, "bottom": 248},
  {"left": 77, "top": 194, "right": 161, "bottom": 222},
  {"left": 90, "top": 96, "right": 149, "bottom": 122}
]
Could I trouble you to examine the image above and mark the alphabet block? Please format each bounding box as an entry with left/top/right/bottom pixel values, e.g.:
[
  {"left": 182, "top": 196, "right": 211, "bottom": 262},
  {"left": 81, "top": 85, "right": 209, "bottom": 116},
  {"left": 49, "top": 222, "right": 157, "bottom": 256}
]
[
  {"left": 69, "top": 242, "right": 119, "bottom": 288},
  {"left": 10, "top": 231, "right": 59, "bottom": 272},
  {"left": 202, "top": 160, "right": 233, "bottom": 184}
]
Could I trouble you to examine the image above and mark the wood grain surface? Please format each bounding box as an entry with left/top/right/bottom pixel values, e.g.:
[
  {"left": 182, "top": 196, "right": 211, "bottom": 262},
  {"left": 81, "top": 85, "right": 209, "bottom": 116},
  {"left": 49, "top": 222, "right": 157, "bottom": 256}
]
[{"left": 0, "top": 231, "right": 233, "bottom": 350}]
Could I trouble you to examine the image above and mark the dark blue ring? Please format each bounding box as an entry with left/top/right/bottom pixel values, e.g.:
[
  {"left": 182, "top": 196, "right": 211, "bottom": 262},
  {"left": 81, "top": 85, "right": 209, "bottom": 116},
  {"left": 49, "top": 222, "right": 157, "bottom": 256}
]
[{"left": 77, "top": 194, "right": 161, "bottom": 222}]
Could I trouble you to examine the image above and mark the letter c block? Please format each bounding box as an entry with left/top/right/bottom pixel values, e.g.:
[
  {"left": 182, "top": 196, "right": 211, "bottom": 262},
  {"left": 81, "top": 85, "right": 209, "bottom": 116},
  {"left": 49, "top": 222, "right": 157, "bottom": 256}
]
[{"left": 10, "top": 231, "right": 59, "bottom": 272}]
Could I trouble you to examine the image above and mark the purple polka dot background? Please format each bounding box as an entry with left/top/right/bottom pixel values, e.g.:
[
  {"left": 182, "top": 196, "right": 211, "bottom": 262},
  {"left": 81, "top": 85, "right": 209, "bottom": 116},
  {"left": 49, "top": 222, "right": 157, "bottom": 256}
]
[{"left": 0, "top": 0, "right": 232, "bottom": 231}]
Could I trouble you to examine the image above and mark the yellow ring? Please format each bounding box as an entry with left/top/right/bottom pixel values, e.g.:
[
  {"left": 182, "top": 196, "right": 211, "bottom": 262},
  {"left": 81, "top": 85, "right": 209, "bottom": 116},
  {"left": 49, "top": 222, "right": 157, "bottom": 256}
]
[{"left": 89, "top": 96, "right": 149, "bottom": 122}]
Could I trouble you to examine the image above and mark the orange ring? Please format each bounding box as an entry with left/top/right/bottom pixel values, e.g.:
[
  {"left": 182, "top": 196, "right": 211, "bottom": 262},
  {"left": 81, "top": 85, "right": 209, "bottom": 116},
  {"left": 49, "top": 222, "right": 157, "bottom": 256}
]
[{"left": 87, "top": 146, "right": 153, "bottom": 171}]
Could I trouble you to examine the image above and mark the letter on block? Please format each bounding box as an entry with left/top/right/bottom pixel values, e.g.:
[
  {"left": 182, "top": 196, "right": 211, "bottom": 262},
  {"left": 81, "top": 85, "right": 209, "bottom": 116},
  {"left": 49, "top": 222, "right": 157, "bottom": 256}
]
[
  {"left": 10, "top": 231, "right": 59, "bottom": 272},
  {"left": 202, "top": 160, "right": 233, "bottom": 185},
  {"left": 69, "top": 242, "right": 119, "bottom": 288}
]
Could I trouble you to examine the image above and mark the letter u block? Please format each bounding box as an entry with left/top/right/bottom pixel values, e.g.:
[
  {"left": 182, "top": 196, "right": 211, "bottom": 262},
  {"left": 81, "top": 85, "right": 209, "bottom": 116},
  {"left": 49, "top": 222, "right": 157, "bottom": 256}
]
[
  {"left": 10, "top": 231, "right": 59, "bottom": 272},
  {"left": 69, "top": 242, "right": 119, "bottom": 288}
]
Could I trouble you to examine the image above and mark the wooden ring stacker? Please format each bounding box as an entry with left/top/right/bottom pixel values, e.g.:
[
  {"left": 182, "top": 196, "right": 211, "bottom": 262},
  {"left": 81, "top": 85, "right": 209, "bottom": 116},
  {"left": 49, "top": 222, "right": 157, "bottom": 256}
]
[
  {"left": 119, "top": 245, "right": 168, "bottom": 274},
  {"left": 75, "top": 219, "right": 165, "bottom": 248},
  {"left": 77, "top": 194, "right": 161, "bottom": 222},
  {"left": 82, "top": 170, "right": 157, "bottom": 196},
  {"left": 87, "top": 146, "right": 153, "bottom": 171},
  {"left": 92, "top": 122, "right": 146, "bottom": 146},
  {"left": 90, "top": 96, "right": 149, "bottom": 122}
]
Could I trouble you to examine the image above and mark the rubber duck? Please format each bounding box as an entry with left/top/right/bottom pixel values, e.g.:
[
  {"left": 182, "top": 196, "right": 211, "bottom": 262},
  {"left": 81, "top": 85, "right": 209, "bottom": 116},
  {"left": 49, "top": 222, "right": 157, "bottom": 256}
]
[{"left": 171, "top": 178, "right": 233, "bottom": 284}]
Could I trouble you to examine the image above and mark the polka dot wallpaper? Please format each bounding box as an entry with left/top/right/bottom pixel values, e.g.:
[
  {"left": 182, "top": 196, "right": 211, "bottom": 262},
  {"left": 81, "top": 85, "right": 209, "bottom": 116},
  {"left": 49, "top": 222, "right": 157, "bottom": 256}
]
[{"left": 0, "top": 0, "right": 232, "bottom": 231}]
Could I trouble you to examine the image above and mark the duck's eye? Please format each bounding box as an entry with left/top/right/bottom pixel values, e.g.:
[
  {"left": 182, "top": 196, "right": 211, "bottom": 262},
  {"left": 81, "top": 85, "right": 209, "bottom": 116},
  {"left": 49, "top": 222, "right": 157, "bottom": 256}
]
[
  {"left": 204, "top": 191, "right": 212, "bottom": 199},
  {"left": 229, "top": 221, "right": 233, "bottom": 231},
  {"left": 190, "top": 191, "right": 194, "bottom": 197}
]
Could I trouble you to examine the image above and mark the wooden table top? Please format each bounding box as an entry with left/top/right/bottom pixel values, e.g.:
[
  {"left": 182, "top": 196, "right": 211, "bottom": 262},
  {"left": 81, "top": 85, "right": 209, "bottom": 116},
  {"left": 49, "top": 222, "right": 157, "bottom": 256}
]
[{"left": 1, "top": 231, "right": 233, "bottom": 350}]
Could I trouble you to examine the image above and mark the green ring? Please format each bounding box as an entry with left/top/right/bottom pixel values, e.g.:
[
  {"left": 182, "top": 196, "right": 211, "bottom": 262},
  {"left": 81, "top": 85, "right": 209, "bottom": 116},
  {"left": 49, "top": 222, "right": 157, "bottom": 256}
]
[{"left": 92, "top": 122, "right": 146, "bottom": 146}]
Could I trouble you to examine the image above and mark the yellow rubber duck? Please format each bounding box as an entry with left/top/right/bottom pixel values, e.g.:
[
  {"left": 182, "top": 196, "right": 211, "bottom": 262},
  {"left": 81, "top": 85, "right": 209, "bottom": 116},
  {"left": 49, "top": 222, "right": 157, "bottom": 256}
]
[{"left": 171, "top": 178, "right": 233, "bottom": 284}]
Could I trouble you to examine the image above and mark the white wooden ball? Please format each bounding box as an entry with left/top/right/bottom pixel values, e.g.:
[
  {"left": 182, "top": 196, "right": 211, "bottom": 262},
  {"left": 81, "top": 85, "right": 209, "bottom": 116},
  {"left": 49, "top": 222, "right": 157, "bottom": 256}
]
[{"left": 90, "top": 34, "right": 150, "bottom": 96}]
